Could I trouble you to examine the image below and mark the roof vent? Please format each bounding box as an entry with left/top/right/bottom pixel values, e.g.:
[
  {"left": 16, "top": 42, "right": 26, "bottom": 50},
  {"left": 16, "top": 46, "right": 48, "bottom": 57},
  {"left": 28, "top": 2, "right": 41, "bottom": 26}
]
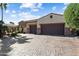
[{"left": 50, "top": 15, "right": 53, "bottom": 18}]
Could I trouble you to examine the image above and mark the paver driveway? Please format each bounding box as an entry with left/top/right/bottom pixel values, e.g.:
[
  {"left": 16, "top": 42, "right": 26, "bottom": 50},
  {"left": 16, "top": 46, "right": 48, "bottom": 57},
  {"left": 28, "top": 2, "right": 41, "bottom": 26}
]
[{"left": 0, "top": 34, "right": 79, "bottom": 56}]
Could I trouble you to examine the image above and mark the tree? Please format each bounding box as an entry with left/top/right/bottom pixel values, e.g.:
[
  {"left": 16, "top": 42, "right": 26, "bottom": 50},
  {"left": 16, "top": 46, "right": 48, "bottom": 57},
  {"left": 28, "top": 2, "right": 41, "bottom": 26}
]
[
  {"left": 64, "top": 3, "right": 79, "bottom": 35},
  {"left": 0, "top": 3, "right": 7, "bottom": 38},
  {"left": 10, "top": 22, "right": 14, "bottom": 24},
  {"left": 0, "top": 3, "right": 7, "bottom": 21}
]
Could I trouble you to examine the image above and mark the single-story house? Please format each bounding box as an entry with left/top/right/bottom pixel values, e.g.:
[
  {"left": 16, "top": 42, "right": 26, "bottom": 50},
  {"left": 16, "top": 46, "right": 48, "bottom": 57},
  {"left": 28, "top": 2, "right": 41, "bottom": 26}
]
[{"left": 18, "top": 13, "right": 71, "bottom": 36}]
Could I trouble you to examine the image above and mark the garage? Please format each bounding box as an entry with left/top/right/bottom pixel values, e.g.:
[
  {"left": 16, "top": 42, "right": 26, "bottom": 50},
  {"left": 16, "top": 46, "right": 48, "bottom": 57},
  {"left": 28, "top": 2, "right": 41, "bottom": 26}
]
[
  {"left": 41, "top": 23, "right": 64, "bottom": 35},
  {"left": 30, "top": 25, "right": 37, "bottom": 34}
]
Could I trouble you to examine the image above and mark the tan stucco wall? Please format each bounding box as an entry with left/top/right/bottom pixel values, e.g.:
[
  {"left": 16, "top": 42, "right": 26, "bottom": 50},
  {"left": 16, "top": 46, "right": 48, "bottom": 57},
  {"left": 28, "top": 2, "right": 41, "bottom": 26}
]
[
  {"left": 27, "top": 22, "right": 37, "bottom": 25},
  {"left": 37, "top": 13, "right": 64, "bottom": 24},
  {"left": 23, "top": 24, "right": 30, "bottom": 33},
  {"left": 19, "top": 13, "right": 69, "bottom": 35}
]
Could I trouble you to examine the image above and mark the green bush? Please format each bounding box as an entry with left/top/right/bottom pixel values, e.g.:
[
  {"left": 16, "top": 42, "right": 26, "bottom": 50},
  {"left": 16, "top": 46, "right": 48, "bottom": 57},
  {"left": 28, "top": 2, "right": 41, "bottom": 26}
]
[
  {"left": 11, "top": 32, "right": 18, "bottom": 37},
  {"left": 64, "top": 3, "right": 79, "bottom": 29}
]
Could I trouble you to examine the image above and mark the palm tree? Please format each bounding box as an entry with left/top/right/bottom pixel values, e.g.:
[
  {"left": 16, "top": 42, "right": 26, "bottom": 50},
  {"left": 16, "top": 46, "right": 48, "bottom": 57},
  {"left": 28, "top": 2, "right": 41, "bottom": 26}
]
[
  {"left": 0, "top": 3, "right": 7, "bottom": 21},
  {"left": 0, "top": 3, "right": 7, "bottom": 38}
]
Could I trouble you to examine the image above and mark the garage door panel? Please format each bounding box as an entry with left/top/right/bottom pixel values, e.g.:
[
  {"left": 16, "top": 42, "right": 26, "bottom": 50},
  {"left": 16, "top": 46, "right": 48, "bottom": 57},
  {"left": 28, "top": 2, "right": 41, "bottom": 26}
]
[{"left": 41, "top": 23, "right": 64, "bottom": 35}]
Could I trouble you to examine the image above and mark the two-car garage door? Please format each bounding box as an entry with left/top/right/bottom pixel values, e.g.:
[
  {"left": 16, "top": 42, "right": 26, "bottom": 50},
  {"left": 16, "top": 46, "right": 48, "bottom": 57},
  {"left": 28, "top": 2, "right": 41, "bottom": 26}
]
[{"left": 41, "top": 23, "right": 64, "bottom": 35}]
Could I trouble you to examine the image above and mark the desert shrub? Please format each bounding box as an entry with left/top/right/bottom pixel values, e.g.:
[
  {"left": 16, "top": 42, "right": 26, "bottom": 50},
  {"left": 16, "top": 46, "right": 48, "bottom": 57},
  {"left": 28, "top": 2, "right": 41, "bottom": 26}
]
[{"left": 11, "top": 32, "right": 18, "bottom": 37}]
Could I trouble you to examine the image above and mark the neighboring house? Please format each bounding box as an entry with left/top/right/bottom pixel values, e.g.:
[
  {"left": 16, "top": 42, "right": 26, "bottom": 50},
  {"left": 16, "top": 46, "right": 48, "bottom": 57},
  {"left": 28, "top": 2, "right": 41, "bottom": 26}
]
[{"left": 18, "top": 13, "right": 71, "bottom": 36}]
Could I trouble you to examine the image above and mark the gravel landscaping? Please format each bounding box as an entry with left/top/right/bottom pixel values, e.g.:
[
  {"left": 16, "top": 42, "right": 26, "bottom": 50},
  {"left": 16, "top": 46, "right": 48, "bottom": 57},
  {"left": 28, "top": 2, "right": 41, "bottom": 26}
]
[{"left": 0, "top": 34, "right": 79, "bottom": 56}]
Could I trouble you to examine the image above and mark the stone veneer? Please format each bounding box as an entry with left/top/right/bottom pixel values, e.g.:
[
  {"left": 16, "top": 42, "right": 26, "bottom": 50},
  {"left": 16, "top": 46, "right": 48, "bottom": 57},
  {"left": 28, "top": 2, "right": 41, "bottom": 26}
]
[{"left": 64, "top": 27, "right": 72, "bottom": 36}]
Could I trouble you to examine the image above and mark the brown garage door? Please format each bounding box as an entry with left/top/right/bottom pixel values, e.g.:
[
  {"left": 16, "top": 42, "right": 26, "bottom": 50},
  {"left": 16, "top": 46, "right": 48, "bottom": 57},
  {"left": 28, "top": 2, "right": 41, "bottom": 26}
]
[
  {"left": 30, "top": 25, "right": 37, "bottom": 34},
  {"left": 41, "top": 23, "right": 64, "bottom": 35}
]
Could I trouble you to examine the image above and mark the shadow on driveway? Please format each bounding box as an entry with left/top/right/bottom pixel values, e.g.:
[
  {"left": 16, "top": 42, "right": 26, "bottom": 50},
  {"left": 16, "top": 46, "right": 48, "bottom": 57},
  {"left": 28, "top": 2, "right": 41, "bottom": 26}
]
[
  {"left": 0, "top": 37, "right": 16, "bottom": 56},
  {"left": 0, "top": 35, "right": 33, "bottom": 56},
  {"left": 15, "top": 36, "right": 33, "bottom": 44}
]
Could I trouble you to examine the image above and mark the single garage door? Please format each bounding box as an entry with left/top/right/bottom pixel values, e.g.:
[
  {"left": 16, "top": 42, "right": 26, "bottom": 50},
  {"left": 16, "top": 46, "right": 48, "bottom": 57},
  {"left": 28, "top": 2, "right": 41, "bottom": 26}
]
[
  {"left": 41, "top": 23, "right": 64, "bottom": 35},
  {"left": 30, "top": 25, "right": 37, "bottom": 34}
]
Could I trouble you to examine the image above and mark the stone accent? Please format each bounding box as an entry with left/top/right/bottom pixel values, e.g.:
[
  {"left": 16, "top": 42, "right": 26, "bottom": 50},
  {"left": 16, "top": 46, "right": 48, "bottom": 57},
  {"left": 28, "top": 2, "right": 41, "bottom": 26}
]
[
  {"left": 26, "top": 28, "right": 30, "bottom": 33},
  {"left": 37, "top": 28, "right": 41, "bottom": 34},
  {"left": 26, "top": 24, "right": 30, "bottom": 33},
  {"left": 23, "top": 27, "right": 27, "bottom": 33},
  {"left": 37, "top": 24, "right": 41, "bottom": 34},
  {"left": 64, "top": 27, "right": 71, "bottom": 36}
]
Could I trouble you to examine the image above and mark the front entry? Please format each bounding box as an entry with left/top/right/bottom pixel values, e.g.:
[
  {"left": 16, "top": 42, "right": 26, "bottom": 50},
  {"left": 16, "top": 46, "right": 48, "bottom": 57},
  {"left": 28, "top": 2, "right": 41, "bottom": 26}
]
[{"left": 30, "top": 25, "right": 37, "bottom": 34}]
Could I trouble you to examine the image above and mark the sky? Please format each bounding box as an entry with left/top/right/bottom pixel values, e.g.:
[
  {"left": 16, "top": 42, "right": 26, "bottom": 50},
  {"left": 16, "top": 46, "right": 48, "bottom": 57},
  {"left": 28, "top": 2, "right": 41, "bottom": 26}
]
[{"left": 0, "top": 3, "right": 69, "bottom": 25}]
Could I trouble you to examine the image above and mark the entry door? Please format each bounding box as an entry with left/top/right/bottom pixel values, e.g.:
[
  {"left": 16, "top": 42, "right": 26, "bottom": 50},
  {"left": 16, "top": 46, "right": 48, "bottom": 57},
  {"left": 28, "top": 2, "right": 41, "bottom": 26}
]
[{"left": 30, "top": 25, "right": 37, "bottom": 34}]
